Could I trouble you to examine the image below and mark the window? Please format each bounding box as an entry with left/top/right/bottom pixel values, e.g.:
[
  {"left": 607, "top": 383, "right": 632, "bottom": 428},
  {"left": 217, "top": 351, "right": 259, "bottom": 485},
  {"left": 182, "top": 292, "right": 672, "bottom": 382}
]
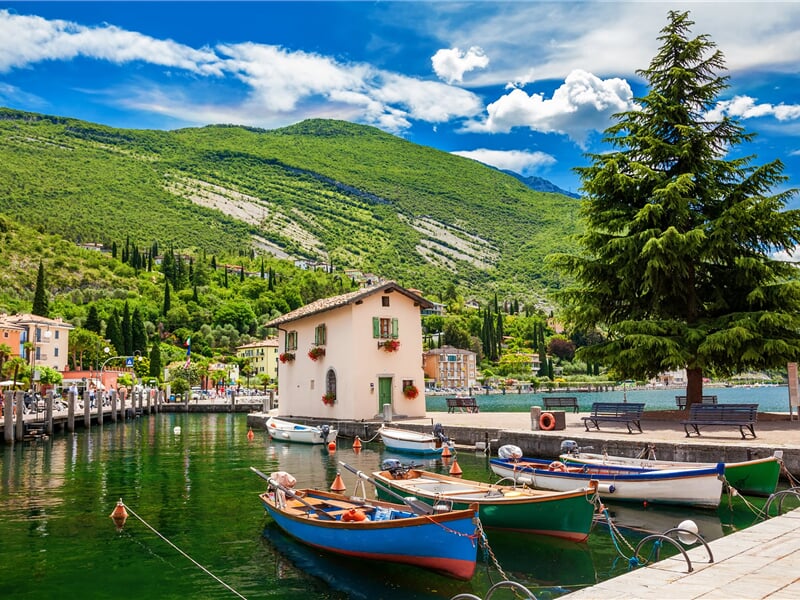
[
  {"left": 326, "top": 369, "right": 337, "bottom": 397},
  {"left": 285, "top": 330, "right": 298, "bottom": 352},
  {"left": 315, "top": 323, "right": 327, "bottom": 346},
  {"left": 372, "top": 317, "right": 399, "bottom": 339},
  {"left": 55, "top": 330, "right": 60, "bottom": 339},
  {"left": 54, "top": 347, "right": 59, "bottom": 357},
  {"left": 382, "top": 296, "right": 390, "bottom": 307}
]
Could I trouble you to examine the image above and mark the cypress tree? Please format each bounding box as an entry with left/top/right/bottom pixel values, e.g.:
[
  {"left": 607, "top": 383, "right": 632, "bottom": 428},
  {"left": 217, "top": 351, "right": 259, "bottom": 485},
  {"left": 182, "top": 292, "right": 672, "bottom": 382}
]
[
  {"left": 106, "top": 309, "right": 124, "bottom": 355},
  {"left": 148, "top": 339, "right": 162, "bottom": 380},
  {"left": 121, "top": 301, "right": 132, "bottom": 355},
  {"left": 162, "top": 279, "right": 171, "bottom": 316},
  {"left": 32, "top": 260, "right": 49, "bottom": 317},
  {"left": 131, "top": 307, "right": 147, "bottom": 356},
  {"left": 85, "top": 304, "right": 102, "bottom": 334}
]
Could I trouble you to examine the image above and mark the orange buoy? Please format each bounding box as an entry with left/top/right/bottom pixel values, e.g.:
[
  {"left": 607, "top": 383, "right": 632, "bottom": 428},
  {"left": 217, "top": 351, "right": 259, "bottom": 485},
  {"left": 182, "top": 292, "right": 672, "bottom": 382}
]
[
  {"left": 330, "top": 472, "right": 347, "bottom": 492},
  {"left": 327, "top": 441, "right": 337, "bottom": 452},
  {"left": 247, "top": 428, "right": 255, "bottom": 441},
  {"left": 449, "top": 460, "right": 463, "bottom": 477},
  {"left": 341, "top": 508, "right": 366, "bottom": 522},
  {"left": 441, "top": 444, "right": 452, "bottom": 458},
  {"left": 352, "top": 436, "right": 362, "bottom": 450},
  {"left": 109, "top": 498, "right": 128, "bottom": 531}
]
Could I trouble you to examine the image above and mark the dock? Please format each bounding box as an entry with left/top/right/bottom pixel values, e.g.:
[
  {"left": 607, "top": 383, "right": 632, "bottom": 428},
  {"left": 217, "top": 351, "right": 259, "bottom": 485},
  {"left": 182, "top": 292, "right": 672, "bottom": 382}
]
[{"left": 568, "top": 507, "right": 800, "bottom": 599}]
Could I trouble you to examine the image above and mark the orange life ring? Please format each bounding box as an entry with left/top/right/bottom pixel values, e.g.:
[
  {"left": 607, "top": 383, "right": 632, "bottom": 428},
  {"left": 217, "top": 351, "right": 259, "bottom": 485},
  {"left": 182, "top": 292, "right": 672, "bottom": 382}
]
[
  {"left": 539, "top": 412, "right": 556, "bottom": 431},
  {"left": 548, "top": 461, "right": 567, "bottom": 472}
]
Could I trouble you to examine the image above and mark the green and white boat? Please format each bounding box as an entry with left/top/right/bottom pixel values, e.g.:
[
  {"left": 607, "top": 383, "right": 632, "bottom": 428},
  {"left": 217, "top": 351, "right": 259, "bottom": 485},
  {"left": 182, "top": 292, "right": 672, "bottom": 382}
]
[
  {"left": 559, "top": 442, "right": 782, "bottom": 497},
  {"left": 371, "top": 459, "right": 598, "bottom": 542}
]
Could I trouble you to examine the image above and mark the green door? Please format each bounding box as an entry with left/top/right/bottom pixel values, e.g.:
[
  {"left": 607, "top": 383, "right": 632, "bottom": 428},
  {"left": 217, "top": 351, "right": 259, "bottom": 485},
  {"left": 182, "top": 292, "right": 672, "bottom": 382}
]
[{"left": 378, "top": 377, "right": 392, "bottom": 413}]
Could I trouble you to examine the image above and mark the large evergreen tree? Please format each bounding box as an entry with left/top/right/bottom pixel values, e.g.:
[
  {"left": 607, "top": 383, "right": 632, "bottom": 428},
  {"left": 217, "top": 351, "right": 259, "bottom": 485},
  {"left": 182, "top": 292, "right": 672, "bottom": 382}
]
[
  {"left": 32, "top": 260, "right": 49, "bottom": 317},
  {"left": 122, "top": 301, "right": 132, "bottom": 355},
  {"left": 556, "top": 11, "right": 800, "bottom": 408},
  {"left": 105, "top": 308, "right": 124, "bottom": 355},
  {"left": 84, "top": 304, "right": 102, "bottom": 334},
  {"left": 131, "top": 307, "right": 148, "bottom": 356}
]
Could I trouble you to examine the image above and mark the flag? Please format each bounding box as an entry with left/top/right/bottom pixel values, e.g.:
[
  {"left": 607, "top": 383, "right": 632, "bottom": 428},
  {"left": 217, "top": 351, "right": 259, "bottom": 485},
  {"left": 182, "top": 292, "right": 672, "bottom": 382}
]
[{"left": 184, "top": 337, "right": 191, "bottom": 368}]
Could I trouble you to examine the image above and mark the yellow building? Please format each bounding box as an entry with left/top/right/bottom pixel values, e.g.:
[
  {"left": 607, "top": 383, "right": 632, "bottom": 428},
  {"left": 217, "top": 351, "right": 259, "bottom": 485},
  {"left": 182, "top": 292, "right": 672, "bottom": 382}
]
[
  {"left": 236, "top": 338, "right": 279, "bottom": 382},
  {"left": 423, "top": 345, "right": 478, "bottom": 391}
]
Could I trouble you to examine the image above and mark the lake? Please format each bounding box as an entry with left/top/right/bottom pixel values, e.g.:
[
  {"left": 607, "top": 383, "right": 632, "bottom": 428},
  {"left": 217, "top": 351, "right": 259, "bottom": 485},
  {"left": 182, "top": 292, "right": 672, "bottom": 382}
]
[
  {"left": 0, "top": 411, "right": 789, "bottom": 600},
  {"left": 425, "top": 385, "right": 792, "bottom": 413}
]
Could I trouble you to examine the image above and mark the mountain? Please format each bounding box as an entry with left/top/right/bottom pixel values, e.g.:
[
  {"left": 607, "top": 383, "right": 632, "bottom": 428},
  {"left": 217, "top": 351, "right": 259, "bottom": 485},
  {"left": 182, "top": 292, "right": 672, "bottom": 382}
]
[
  {"left": 502, "top": 170, "right": 581, "bottom": 199},
  {"left": 0, "top": 108, "right": 580, "bottom": 300}
]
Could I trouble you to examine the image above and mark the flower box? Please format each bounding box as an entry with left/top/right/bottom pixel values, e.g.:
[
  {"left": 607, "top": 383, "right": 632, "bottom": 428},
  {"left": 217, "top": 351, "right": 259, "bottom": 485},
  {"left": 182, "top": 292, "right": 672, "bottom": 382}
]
[
  {"left": 279, "top": 352, "right": 295, "bottom": 363},
  {"left": 308, "top": 346, "right": 326, "bottom": 361},
  {"left": 322, "top": 392, "right": 336, "bottom": 406},
  {"left": 380, "top": 339, "right": 400, "bottom": 352},
  {"left": 403, "top": 384, "right": 419, "bottom": 399}
]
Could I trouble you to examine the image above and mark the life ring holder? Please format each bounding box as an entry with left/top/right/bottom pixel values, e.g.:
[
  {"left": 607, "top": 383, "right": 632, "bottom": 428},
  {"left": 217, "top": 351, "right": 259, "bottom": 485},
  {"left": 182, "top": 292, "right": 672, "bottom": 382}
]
[{"left": 539, "top": 412, "right": 556, "bottom": 431}]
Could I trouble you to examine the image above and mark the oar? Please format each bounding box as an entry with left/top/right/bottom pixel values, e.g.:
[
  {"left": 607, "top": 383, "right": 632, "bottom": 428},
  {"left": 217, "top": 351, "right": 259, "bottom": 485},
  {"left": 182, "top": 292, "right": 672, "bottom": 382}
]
[
  {"left": 250, "top": 466, "right": 336, "bottom": 521},
  {"left": 338, "top": 461, "right": 433, "bottom": 516}
]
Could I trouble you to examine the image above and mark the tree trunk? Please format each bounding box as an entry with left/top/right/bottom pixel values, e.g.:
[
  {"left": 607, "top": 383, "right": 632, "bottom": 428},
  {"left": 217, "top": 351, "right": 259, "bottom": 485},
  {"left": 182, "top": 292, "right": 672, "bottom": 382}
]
[{"left": 685, "top": 367, "right": 704, "bottom": 410}]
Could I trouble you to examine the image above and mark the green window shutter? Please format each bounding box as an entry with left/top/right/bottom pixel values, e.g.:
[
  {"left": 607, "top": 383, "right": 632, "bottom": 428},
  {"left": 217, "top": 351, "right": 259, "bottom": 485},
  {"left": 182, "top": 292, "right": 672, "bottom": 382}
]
[
  {"left": 391, "top": 318, "right": 399, "bottom": 339},
  {"left": 314, "top": 326, "right": 320, "bottom": 345},
  {"left": 373, "top": 317, "right": 380, "bottom": 338}
]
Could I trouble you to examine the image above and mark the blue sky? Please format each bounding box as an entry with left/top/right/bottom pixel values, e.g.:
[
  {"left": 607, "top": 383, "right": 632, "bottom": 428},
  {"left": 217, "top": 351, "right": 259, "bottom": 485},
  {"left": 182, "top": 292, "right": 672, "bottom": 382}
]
[{"left": 1, "top": 2, "right": 799, "bottom": 202}]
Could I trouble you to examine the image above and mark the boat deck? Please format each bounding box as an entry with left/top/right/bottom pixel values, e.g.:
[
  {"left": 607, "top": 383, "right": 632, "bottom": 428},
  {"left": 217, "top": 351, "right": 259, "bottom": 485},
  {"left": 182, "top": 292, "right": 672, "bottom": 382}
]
[{"left": 568, "top": 507, "right": 800, "bottom": 599}]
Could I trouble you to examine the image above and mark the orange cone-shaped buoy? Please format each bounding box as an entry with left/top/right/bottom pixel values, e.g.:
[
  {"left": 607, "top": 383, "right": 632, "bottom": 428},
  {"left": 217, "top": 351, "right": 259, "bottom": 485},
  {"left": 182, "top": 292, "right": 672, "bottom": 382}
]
[
  {"left": 247, "top": 428, "right": 255, "bottom": 441},
  {"left": 330, "top": 472, "right": 346, "bottom": 492},
  {"left": 449, "top": 460, "right": 463, "bottom": 477},
  {"left": 110, "top": 498, "right": 128, "bottom": 531},
  {"left": 328, "top": 441, "right": 337, "bottom": 452},
  {"left": 352, "top": 436, "right": 362, "bottom": 450},
  {"left": 441, "top": 444, "right": 452, "bottom": 458}
]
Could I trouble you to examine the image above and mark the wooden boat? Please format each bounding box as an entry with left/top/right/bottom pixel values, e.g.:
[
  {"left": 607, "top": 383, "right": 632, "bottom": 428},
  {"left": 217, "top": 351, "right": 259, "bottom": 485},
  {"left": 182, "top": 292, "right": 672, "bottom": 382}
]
[
  {"left": 490, "top": 446, "right": 725, "bottom": 509},
  {"left": 253, "top": 468, "right": 480, "bottom": 580},
  {"left": 266, "top": 416, "right": 337, "bottom": 445},
  {"left": 559, "top": 443, "right": 782, "bottom": 497},
  {"left": 378, "top": 424, "right": 451, "bottom": 455},
  {"left": 371, "top": 459, "right": 598, "bottom": 542}
]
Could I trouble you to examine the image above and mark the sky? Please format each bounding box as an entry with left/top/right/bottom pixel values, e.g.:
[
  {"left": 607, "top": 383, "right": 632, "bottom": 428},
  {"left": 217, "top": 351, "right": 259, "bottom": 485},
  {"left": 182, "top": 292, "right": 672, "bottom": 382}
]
[{"left": 1, "top": 1, "right": 799, "bottom": 203}]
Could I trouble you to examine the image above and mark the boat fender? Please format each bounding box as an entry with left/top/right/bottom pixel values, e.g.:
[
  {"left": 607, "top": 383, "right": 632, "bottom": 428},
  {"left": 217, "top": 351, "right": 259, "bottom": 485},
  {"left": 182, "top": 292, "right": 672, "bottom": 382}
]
[
  {"left": 539, "top": 412, "right": 556, "bottom": 431},
  {"left": 497, "top": 445, "right": 523, "bottom": 460},
  {"left": 597, "top": 483, "right": 616, "bottom": 494},
  {"left": 548, "top": 461, "right": 567, "bottom": 472},
  {"left": 341, "top": 508, "right": 366, "bottom": 522}
]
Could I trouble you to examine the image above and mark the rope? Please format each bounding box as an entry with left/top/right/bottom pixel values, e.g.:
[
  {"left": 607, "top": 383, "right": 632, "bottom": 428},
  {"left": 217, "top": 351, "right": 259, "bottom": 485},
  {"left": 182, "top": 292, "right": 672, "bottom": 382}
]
[
  {"left": 121, "top": 502, "right": 248, "bottom": 600},
  {"left": 596, "top": 502, "right": 641, "bottom": 567}
]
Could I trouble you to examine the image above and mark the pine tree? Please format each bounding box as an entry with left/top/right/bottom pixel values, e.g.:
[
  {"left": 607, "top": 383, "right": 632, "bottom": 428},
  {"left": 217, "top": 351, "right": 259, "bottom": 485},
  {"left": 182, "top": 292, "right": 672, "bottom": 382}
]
[
  {"left": 85, "top": 304, "right": 102, "bottom": 334},
  {"left": 32, "top": 260, "right": 49, "bottom": 317},
  {"left": 162, "top": 279, "right": 171, "bottom": 316},
  {"left": 106, "top": 309, "right": 124, "bottom": 355},
  {"left": 556, "top": 11, "right": 800, "bottom": 407},
  {"left": 148, "top": 339, "right": 162, "bottom": 380},
  {"left": 121, "top": 301, "right": 132, "bottom": 355}
]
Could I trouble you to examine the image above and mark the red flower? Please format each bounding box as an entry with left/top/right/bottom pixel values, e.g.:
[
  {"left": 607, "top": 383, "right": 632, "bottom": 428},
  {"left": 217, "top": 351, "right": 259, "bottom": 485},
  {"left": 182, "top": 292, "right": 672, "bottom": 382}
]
[
  {"left": 403, "top": 385, "right": 419, "bottom": 399},
  {"left": 308, "top": 346, "right": 326, "bottom": 361},
  {"left": 322, "top": 392, "right": 336, "bottom": 406},
  {"left": 381, "top": 339, "right": 400, "bottom": 352},
  {"left": 279, "top": 352, "right": 295, "bottom": 363}
]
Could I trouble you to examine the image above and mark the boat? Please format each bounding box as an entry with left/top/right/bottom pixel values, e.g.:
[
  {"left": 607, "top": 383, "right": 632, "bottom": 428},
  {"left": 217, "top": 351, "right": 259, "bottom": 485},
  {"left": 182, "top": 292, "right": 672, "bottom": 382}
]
[
  {"left": 266, "top": 416, "right": 338, "bottom": 445},
  {"left": 370, "top": 459, "right": 598, "bottom": 542},
  {"left": 490, "top": 445, "right": 725, "bottom": 509},
  {"left": 378, "top": 423, "right": 451, "bottom": 454},
  {"left": 252, "top": 468, "right": 479, "bottom": 580},
  {"left": 558, "top": 441, "right": 782, "bottom": 497}
]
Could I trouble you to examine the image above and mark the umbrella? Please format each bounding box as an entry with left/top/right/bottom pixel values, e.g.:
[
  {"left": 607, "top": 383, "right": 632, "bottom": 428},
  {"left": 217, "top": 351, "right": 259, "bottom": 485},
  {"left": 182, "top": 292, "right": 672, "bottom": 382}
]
[{"left": 0, "top": 380, "right": 19, "bottom": 387}]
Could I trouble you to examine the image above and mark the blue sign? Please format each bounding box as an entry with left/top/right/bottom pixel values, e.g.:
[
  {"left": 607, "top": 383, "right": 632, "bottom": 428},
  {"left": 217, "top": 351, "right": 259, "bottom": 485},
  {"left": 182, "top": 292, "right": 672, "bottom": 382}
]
[{"left": 125, "top": 357, "right": 134, "bottom": 367}]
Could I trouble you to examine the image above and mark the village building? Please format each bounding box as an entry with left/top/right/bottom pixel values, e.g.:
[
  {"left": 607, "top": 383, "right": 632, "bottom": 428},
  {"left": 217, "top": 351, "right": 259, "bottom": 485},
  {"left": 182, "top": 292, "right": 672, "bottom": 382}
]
[
  {"left": 236, "top": 337, "right": 279, "bottom": 382},
  {"left": 423, "top": 345, "right": 478, "bottom": 390},
  {"left": 266, "top": 281, "right": 432, "bottom": 421},
  {"left": 0, "top": 313, "right": 73, "bottom": 373}
]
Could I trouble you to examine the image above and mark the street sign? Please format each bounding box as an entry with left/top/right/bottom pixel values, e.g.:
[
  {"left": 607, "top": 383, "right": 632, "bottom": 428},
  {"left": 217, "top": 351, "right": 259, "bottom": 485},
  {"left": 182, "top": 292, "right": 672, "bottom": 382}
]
[{"left": 125, "top": 357, "right": 134, "bottom": 368}]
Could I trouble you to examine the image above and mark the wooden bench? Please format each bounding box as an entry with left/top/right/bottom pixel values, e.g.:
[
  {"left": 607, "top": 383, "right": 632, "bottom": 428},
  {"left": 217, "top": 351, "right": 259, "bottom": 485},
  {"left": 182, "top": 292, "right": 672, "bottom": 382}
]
[
  {"left": 681, "top": 403, "right": 758, "bottom": 439},
  {"left": 446, "top": 397, "right": 479, "bottom": 413},
  {"left": 675, "top": 395, "right": 718, "bottom": 410},
  {"left": 543, "top": 396, "right": 579, "bottom": 413},
  {"left": 582, "top": 402, "right": 645, "bottom": 434}
]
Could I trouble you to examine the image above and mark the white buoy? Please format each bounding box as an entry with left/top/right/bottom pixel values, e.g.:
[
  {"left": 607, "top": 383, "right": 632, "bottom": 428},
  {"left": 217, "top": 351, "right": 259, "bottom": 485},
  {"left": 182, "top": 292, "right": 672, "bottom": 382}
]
[
  {"left": 677, "top": 519, "right": 699, "bottom": 545},
  {"left": 173, "top": 426, "right": 181, "bottom": 435}
]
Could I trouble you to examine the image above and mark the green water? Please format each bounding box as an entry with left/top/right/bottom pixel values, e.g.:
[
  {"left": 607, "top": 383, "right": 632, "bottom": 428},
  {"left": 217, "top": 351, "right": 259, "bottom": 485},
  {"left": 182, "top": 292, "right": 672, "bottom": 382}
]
[{"left": 0, "top": 414, "right": 785, "bottom": 599}]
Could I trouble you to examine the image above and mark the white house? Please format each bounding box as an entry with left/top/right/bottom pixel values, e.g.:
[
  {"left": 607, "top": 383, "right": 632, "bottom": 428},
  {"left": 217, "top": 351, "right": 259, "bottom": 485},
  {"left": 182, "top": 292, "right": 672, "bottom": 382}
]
[{"left": 266, "top": 281, "right": 432, "bottom": 421}]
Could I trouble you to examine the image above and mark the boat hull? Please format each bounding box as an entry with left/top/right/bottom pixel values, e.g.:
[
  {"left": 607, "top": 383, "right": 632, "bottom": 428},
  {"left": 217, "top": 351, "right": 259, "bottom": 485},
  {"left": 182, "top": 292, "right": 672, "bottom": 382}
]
[
  {"left": 379, "top": 426, "right": 446, "bottom": 455},
  {"left": 266, "top": 416, "right": 338, "bottom": 445},
  {"left": 561, "top": 452, "right": 781, "bottom": 497},
  {"left": 260, "top": 491, "right": 478, "bottom": 580},
  {"left": 373, "top": 469, "right": 596, "bottom": 542},
  {"left": 491, "top": 458, "right": 724, "bottom": 509}
]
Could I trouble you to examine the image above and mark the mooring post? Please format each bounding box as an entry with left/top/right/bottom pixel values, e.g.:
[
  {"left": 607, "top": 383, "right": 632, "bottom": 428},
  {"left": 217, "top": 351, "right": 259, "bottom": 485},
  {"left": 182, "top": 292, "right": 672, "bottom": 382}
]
[
  {"left": 96, "top": 389, "right": 103, "bottom": 427},
  {"left": 3, "top": 391, "right": 13, "bottom": 444},
  {"left": 45, "top": 390, "right": 54, "bottom": 436},
  {"left": 120, "top": 388, "right": 126, "bottom": 419},
  {"left": 15, "top": 391, "right": 25, "bottom": 442},
  {"left": 83, "top": 389, "right": 91, "bottom": 429},
  {"left": 67, "top": 390, "right": 75, "bottom": 432},
  {"left": 110, "top": 389, "right": 117, "bottom": 422}
]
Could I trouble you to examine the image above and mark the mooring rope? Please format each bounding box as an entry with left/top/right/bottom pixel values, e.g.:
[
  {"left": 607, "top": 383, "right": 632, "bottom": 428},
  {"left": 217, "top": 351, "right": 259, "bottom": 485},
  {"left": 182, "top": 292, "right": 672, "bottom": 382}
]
[{"left": 121, "top": 502, "right": 248, "bottom": 600}]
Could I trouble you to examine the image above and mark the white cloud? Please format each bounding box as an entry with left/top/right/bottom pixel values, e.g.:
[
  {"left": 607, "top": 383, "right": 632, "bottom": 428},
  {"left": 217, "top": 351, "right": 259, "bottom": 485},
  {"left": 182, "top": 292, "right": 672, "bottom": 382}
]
[
  {"left": 0, "top": 82, "right": 46, "bottom": 107},
  {"left": 451, "top": 148, "right": 556, "bottom": 176},
  {"left": 0, "top": 10, "right": 223, "bottom": 75},
  {"left": 707, "top": 95, "right": 800, "bottom": 122},
  {"left": 431, "top": 46, "right": 489, "bottom": 84},
  {"left": 465, "top": 69, "right": 636, "bottom": 145}
]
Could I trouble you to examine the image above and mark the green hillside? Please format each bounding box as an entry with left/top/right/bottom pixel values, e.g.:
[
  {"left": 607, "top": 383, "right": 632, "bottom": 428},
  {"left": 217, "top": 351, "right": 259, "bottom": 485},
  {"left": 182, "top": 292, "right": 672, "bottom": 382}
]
[{"left": 0, "top": 108, "right": 580, "bottom": 299}]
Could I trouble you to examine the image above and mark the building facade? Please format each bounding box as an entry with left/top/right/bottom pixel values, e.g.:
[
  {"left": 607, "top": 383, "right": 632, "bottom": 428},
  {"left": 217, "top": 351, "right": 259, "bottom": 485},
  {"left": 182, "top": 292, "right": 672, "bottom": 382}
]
[
  {"left": 236, "top": 338, "right": 279, "bottom": 383},
  {"left": 423, "top": 345, "right": 478, "bottom": 390},
  {"left": 266, "top": 281, "right": 432, "bottom": 421},
  {"left": 0, "top": 313, "right": 73, "bottom": 373}
]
